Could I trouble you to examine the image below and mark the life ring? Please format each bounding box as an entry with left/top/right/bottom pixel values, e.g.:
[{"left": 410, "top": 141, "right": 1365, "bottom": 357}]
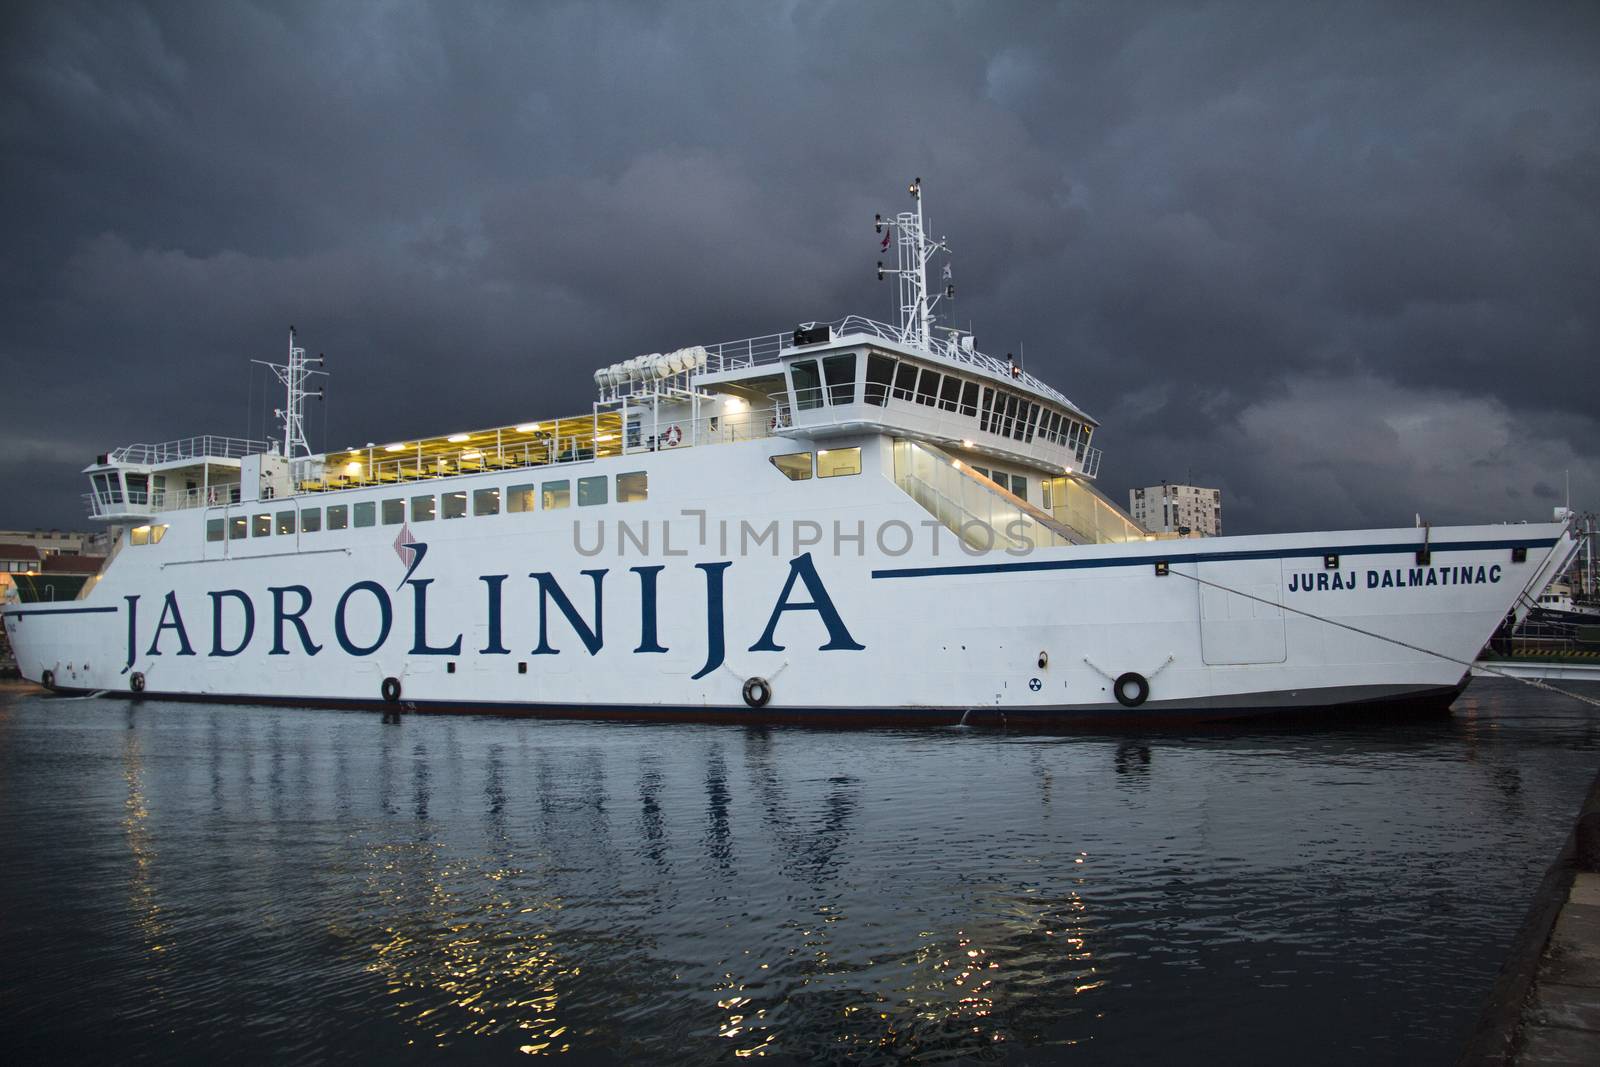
[
  {"left": 742, "top": 676, "right": 772, "bottom": 709},
  {"left": 1113, "top": 671, "right": 1149, "bottom": 708},
  {"left": 130, "top": 671, "right": 146, "bottom": 694},
  {"left": 663, "top": 425, "right": 683, "bottom": 448},
  {"left": 381, "top": 676, "right": 402, "bottom": 703},
  {"left": 40, "top": 669, "right": 55, "bottom": 691}
]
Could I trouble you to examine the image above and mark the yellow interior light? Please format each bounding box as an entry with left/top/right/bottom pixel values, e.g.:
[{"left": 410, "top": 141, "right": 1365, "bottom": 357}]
[
  {"left": 384, "top": 443, "right": 407, "bottom": 452},
  {"left": 447, "top": 433, "right": 471, "bottom": 443},
  {"left": 345, "top": 460, "right": 362, "bottom": 473},
  {"left": 595, "top": 434, "right": 616, "bottom": 443},
  {"left": 516, "top": 423, "right": 540, "bottom": 433},
  {"left": 461, "top": 450, "right": 483, "bottom": 460},
  {"left": 817, "top": 449, "right": 829, "bottom": 456},
  {"left": 724, "top": 396, "right": 747, "bottom": 411}
]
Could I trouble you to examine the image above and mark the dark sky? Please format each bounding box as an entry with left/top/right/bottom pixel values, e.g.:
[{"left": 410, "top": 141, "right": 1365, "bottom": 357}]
[{"left": 4, "top": 1, "right": 1596, "bottom": 534}]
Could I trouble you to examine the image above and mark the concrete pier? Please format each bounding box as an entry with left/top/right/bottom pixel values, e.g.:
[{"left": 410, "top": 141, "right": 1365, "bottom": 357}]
[{"left": 1461, "top": 770, "right": 1600, "bottom": 1064}]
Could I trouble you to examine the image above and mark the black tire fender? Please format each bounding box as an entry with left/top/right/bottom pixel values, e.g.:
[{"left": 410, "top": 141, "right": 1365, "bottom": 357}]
[
  {"left": 40, "top": 669, "right": 55, "bottom": 691},
  {"left": 742, "top": 676, "right": 771, "bottom": 709},
  {"left": 130, "top": 671, "right": 146, "bottom": 694},
  {"left": 1113, "top": 671, "right": 1149, "bottom": 708},
  {"left": 381, "top": 676, "right": 402, "bottom": 703}
]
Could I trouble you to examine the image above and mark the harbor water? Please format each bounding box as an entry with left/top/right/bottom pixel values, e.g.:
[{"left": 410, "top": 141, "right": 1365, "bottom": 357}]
[{"left": 2, "top": 680, "right": 1598, "bottom": 1063}]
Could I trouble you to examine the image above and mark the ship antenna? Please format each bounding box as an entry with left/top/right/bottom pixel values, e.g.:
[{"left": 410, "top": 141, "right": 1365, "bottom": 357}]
[
  {"left": 252, "top": 325, "right": 327, "bottom": 460},
  {"left": 875, "top": 177, "right": 954, "bottom": 352}
]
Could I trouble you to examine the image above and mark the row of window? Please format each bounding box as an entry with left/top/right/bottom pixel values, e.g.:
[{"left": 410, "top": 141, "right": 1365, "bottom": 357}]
[
  {"left": 205, "top": 472, "right": 649, "bottom": 543},
  {"left": 789, "top": 352, "right": 1093, "bottom": 457},
  {"left": 968, "top": 465, "right": 1030, "bottom": 503},
  {"left": 768, "top": 447, "right": 863, "bottom": 481}
]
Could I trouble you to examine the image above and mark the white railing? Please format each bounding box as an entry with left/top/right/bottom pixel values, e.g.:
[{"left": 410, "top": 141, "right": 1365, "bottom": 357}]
[
  {"left": 701, "top": 331, "right": 789, "bottom": 372},
  {"left": 701, "top": 314, "right": 1080, "bottom": 412},
  {"left": 294, "top": 409, "right": 781, "bottom": 496},
  {"left": 892, "top": 440, "right": 1078, "bottom": 550},
  {"left": 106, "top": 435, "right": 267, "bottom": 465},
  {"left": 775, "top": 386, "right": 1103, "bottom": 480},
  {"left": 84, "top": 484, "right": 243, "bottom": 518}
]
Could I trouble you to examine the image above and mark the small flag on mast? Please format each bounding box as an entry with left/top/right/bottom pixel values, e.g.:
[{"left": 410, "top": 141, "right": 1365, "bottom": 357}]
[{"left": 880, "top": 227, "right": 892, "bottom": 252}]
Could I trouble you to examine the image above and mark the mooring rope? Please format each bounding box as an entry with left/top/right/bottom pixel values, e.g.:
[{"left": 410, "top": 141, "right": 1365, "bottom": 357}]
[{"left": 1169, "top": 568, "right": 1600, "bottom": 710}]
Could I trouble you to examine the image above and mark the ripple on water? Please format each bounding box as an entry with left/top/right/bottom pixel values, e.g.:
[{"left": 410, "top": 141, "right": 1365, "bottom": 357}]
[{"left": 0, "top": 681, "right": 1597, "bottom": 1063}]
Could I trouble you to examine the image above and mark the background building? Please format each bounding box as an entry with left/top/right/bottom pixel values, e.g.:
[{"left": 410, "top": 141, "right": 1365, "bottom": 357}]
[
  {"left": 1129, "top": 482, "right": 1222, "bottom": 537},
  {"left": 0, "top": 529, "right": 109, "bottom": 557}
]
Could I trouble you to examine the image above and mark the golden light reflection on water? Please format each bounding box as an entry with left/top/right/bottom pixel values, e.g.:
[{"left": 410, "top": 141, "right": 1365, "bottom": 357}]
[
  {"left": 696, "top": 883, "right": 1103, "bottom": 1059},
  {"left": 359, "top": 843, "right": 577, "bottom": 1055},
  {"left": 121, "top": 724, "right": 169, "bottom": 961}
]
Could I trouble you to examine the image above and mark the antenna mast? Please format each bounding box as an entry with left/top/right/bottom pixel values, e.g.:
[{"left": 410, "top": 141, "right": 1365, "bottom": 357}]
[
  {"left": 252, "top": 326, "right": 326, "bottom": 458},
  {"left": 876, "top": 177, "right": 954, "bottom": 351}
]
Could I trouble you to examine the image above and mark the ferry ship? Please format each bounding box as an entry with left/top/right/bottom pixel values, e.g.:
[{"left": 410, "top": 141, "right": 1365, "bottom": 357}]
[{"left": 2, "top": 182, "right": 1579, "bottom": 725}]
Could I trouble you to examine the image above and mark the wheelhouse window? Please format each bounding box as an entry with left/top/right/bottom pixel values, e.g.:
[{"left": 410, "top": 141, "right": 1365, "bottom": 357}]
[
  {"left": 959, "top": 381, "right": 980, "bottom": 417},
  {"left": 938, "top": 375, "right": 963, "bottom": 412},
  {"left": 301, "top": 507, "right": 321, "bottom": 533},
  {"left": 892, "top": 363, "right": 919, "bottom": 402},
  {"left": 1021, "top": 402, "right": 1040, "bottom": 443},
  {"left": 770, "top": 452, "right": 813, "bottom": 481},
  {"left": 542, "top": 480, "right": 570, "bottom": 510},
  {"left": 508, "top": 484, "right": 537, "bottom": 513},
  {"left": 354, "top": 502, "right": 376, "bottom": 528},
  {"left": 276, "top": 510, "right": 296, "bottom": 535},
  {"left": 616, "top": 472, "right": 647, "bottom": 503},
  {"left": 1004, "top": 394, "right": 1023, "bottom": 439},
  {"left": 474, "top": 488, "right": 501, "bottom": 516},
  {"left": 914, "top": 368, "right": 940, "bottom": 406},
  {"left": 411, "top": 494, "right": 436, "bottom": 521},
  {"left": 822, "top": 354, "right": 857, "bottom": 405},
  {"left": 206, "top": 518, "right": 224, "bottom": 543},
  {"left": 979, "top": 387, "right": 996, "bottom": 433},
  {"left": 790, "top": 359, "right": 824, "bottom": 411},
  {"left": 817, "top": 447, "right": 861, "bottom": 478},
  {"left": 577, "top": 475, "right": 608, "bottom": 506},
  {"left": 381, "top": 499, "right": 404, "bottom": 525},
  {"left": 864, "top": 354, "right": 895, "bottom": 406},
  {"left": 327, "top": 504, "right": 349, "bottom": 530}
]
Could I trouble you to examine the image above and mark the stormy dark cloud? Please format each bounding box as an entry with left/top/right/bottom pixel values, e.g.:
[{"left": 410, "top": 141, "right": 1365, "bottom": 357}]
[{"left": 2, "top": 0, "right": 1596, "bottom": 533}]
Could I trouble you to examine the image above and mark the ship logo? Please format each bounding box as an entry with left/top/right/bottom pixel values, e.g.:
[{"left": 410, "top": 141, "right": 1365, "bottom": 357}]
[{"left": 393, "top": 522, "right": 428, "bottom": 587}]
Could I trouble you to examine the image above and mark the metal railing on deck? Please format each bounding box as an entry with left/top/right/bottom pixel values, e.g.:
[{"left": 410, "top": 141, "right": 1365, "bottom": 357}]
[
  {"left": 294, "top": 409, "right": 781, "bottom": 496},
  {"left": 702, "top": 315, "right": 1079, "bottom": 411},
  {"left": 105, "top": 436, "right": 267, "bottom": 465},
  {"left": 84, "top": 484, "right": 243, "bottom": 518}
]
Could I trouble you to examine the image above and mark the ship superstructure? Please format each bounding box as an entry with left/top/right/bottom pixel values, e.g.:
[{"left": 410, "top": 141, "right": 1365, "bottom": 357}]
[{"left": 5, "top": 182, "right": 1578, "bottom": 723}]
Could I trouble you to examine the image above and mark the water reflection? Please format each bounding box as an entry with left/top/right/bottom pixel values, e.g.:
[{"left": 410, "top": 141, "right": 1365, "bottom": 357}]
[
  {"left": 120, "top": 710, "right": 169, "bottom": 973},
  {"left": 1, "top": 682, "right": 1597, "bottom": 1063}
]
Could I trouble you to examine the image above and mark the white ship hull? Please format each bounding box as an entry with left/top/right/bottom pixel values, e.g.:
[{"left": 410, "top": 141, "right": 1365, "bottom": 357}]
[{"left": 3, "top": 436, "right": 1572, "bottom": 726}]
